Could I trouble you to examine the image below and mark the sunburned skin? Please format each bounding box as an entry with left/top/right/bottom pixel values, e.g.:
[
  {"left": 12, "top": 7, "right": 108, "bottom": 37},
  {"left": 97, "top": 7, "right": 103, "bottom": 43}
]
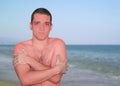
[
  {"left": 13, "top": 8, "right": 68, "bottom": 86},
  {"left": 13, "top": 39, "right": 68, "bottom": 86},
  {"left": 13, "top": 49, "right": 28, "bottom": 65},
  {"left": 13, "top": 43, "right": 60, "bottom": 67}
]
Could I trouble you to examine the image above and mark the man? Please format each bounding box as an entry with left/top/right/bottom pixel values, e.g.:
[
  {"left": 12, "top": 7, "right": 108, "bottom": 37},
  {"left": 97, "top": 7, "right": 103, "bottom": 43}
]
[{"left": 13, "top": 8, "right": 68, "bottom": 86}]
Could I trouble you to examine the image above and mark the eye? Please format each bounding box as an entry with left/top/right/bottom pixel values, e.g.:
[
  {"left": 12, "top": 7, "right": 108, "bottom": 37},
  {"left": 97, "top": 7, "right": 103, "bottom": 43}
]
[
  {"left": 33, "top": 21, "right": 40, "bottom": 25},
  {"left": 45, "top": 22, "right": 50, "bottom": 26}
]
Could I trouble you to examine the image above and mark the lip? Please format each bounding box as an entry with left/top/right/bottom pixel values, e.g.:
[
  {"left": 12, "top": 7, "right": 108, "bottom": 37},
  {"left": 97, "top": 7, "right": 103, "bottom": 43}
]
[{"left": 39, "top": 32, "right": 45, "bottom": 35}]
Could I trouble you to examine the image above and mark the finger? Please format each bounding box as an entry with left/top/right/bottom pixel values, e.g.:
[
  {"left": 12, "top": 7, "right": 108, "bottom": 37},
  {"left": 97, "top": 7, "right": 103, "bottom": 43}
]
[
  {"left": 21, "top": 48, "right": 28, "bottom": 56},
  {"left": 56, "top": 55, "right": 60, "bottom": 65},
  {"left": 56, "top": 58, "right": 60, "bottom": 65}
]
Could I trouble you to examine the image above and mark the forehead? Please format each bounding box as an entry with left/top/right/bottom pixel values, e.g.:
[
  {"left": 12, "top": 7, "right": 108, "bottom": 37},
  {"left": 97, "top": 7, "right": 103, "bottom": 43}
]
[{"left": 33, "top": 13, "right": 50, "bottom": 21}]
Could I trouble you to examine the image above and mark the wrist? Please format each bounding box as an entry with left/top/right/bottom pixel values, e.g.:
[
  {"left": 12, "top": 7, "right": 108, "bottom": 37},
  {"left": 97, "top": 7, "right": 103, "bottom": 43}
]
[{"left": 52, "top": 66, "right": 60, "bottom": 75}]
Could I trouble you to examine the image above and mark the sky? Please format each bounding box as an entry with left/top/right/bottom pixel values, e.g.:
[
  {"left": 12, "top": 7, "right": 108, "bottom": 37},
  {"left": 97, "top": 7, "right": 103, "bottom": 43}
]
[{"left": 0, "top": 0, "right": 120, "bottom": 45}]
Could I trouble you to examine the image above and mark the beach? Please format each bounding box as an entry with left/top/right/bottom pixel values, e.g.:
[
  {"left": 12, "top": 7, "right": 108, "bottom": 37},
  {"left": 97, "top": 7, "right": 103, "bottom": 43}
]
[
  {"left": 0, "top": 45, "right": 120, "bottom": 86},
  {"left": 0, "top": 80, "right": 20, "bottom": 86}
]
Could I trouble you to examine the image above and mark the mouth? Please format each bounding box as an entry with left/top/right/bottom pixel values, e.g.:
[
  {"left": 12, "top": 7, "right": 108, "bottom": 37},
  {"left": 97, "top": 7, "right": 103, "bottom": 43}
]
[
  {"left": 39, "top": 32, "right": 44, "bottom": 34},
  {"left": 38, "top": 32, "right": 45, "bottom": 37}
]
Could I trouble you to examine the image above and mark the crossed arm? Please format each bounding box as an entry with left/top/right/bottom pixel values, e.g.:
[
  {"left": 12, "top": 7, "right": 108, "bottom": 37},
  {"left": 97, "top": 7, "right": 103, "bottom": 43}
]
[
  {"left": 13, "top": 43, "right": 67, "bottom": 86},
  {"left": 24, "top": 55, "right": 63, "bottom": 84}
]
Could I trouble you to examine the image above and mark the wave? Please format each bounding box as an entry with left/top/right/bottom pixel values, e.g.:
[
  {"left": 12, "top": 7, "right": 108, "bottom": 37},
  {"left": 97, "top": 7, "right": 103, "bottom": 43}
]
[{"left": 67, "top": 50, "right": 120, "bottom": 77}]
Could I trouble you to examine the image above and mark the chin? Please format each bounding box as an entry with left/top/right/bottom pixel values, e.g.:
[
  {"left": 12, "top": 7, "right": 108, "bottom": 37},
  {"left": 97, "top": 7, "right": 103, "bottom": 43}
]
[{"left": 37, "top": 37, "right": 46, "bottom": 41}]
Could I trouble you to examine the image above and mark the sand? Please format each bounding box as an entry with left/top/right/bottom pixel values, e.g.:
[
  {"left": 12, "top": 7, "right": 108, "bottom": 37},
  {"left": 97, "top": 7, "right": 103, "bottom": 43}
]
[{"left": 0, "top": 80, "right": 20, "bottom": 86}]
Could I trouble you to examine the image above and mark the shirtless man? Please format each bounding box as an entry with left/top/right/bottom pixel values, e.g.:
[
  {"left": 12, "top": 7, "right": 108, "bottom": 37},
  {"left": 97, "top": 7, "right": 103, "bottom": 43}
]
[{"left": 13, "top": 8, "right": 68, "bottom": 86}]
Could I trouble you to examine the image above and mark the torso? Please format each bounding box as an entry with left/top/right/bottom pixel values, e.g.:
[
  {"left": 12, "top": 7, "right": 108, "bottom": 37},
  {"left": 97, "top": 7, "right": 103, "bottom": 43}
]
[
  {"left": 23, "top": 38, "right": 56, "bottom": 66},
  {"left": 21, "top": 38, "right": 59, "bottom": 86}
]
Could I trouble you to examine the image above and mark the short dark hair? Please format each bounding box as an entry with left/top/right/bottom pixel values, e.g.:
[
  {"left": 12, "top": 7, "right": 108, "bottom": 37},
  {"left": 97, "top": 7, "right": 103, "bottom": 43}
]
[{"left": 31, "top": 8, "right": 52, "bottom": 24}]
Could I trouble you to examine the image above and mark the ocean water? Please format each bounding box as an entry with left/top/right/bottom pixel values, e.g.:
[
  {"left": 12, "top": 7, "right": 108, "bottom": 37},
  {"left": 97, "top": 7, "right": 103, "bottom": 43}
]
[
  {"left": 67, "top": 45, "right": 120, "bottom": 77},
  {"left": 0, "top": 45, "right": 120, "bottom": 82},
  {"left": 0, "top": 45, "right": 19, "bottom": 81}
]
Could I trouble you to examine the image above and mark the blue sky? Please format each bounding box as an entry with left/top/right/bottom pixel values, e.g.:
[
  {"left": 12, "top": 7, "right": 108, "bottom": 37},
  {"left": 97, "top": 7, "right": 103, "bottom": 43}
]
[{"left": 0, "top": 0, "right": 120, "bottom": 45}]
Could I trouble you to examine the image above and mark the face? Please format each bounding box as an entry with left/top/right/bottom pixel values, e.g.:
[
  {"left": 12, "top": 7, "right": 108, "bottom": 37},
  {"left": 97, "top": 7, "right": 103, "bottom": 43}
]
[{"left": 30, "top": 13, "right": 52, "bottom": 41}]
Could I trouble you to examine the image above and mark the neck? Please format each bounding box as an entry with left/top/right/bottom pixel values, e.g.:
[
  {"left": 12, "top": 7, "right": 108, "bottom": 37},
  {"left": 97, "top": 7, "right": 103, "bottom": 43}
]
[{"left": 32, "top": 37, "right": 49, "bottom": 49}]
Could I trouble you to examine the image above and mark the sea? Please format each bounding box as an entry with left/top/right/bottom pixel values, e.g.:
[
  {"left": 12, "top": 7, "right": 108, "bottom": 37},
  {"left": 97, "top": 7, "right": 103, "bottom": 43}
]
[{"left": 0, "top": 45, "right": 120, "bottom": 85}]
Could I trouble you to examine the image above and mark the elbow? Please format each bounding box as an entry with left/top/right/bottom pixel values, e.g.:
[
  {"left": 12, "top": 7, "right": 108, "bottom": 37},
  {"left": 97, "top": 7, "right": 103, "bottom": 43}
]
[
  {"left": 53, "top": 80, "right": 60, "bottom": 84},
  {"left": 20, "top": 77, "right": 32, "bottom": 86},
  {"left": 50, "top": 74, "right": 62, "bottom": 84},
  {"left": 50, "top": 80, "right": 60, "bottom": 84}
]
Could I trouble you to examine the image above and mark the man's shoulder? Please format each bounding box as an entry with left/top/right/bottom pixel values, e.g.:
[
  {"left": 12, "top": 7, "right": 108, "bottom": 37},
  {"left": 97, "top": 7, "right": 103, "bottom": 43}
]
[
  {"left": 50, "top": 38, "right": 66, "bottom": 47},
  {"left": 14, "top": 40, "right": 31, "bottom": 49},
  {"left": 51, "top": 38, "right": 65, "bottom": 44}
]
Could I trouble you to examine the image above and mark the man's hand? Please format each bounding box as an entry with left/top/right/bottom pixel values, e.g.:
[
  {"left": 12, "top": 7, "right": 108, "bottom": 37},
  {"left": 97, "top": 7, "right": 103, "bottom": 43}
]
[
  {"left": 13, "top": 48, "right": 32, "bottom": 65},
  {"left": 55, "top": 55, "right": 68, "bottom": 74},
  {"left": 13, "top": 48, "right": 50, "bottom": 71}
]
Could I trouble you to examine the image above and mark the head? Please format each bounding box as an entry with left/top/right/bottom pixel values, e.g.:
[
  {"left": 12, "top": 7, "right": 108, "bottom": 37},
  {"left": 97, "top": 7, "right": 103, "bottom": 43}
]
[
  {"left": 31, "top": 8, "right": 52, "bottom": 24},
  {"left": 30, "top": 8, "right": 53, "bottom": 41}
]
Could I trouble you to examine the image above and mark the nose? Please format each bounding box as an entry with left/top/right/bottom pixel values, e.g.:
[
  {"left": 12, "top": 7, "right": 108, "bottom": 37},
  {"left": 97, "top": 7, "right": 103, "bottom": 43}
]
[{"left": 39, "top": 24, "right": 45, "bottom": 31}]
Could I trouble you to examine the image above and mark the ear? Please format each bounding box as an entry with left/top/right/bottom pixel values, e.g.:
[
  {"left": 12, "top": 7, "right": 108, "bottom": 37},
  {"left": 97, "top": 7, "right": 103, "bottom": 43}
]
[
  {"left": 30, "top": 23, "right": 33, "bottom": 30},
  {"left": 50, "top": 24, "right": 53, "bottom": 31}
]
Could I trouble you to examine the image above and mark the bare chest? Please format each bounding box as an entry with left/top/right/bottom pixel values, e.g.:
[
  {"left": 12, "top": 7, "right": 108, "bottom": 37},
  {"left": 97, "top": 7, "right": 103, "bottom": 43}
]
[
  {"left": 26, "top": 46, "right": 56, "bottom": 67},
  {"left": 41, "top": 47, "right": 56, "bottom": 66}
]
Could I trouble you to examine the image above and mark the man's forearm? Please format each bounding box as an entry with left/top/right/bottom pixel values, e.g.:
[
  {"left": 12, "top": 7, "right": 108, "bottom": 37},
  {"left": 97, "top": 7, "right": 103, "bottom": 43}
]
[
  {"left": 19, "top": 66, "right": 60, "bottom": 86},
  {"left": 49, "top": 74, "right": 62, "bottom": 84},
  {"left": 14, "top": 54, "right": 58, "bottom": 85},
  {"left": 17, "top": 54, "right": 67, "bottom": 84},
  {"left": 28, "top": 58, "right": 62, "bottom": 83},
  {"left": 28, "top": 57, "right": 50, "bottom": 70},
  {"left": 26, "top": 68, "right": 58, "bottom": 84}
]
